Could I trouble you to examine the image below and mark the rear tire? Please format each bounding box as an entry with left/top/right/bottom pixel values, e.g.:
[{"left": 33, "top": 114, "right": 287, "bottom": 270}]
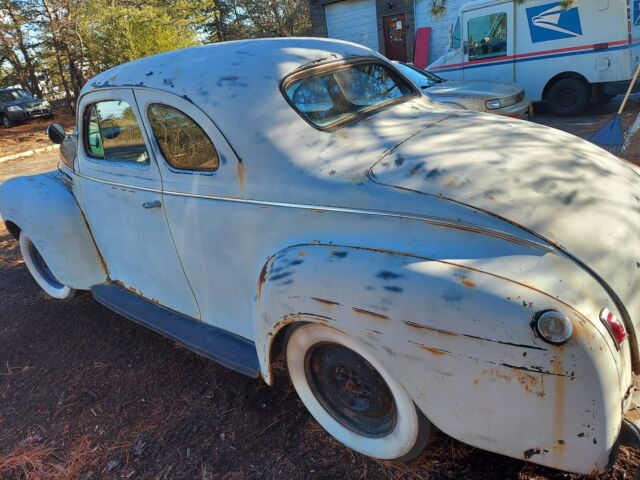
[
  {"left": 19, "top": 233, "right": 75, "bottom": 299},
  {"left": 547, "top": 78, "right": 590, "bottom": 116},
  {"left": 286, "top": 323, "right": 433, "bottom": 461}
]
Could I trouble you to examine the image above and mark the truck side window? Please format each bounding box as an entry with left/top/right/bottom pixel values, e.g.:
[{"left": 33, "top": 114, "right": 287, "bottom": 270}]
[
  {"left": 467, "top": 12, "right": 507, "bottom": 61},
  {"left": 83, "top": 100, "right": 149, "bottom": 164},
  {"left": 451, "top": 17, "right": 461, "bottom": 50}
]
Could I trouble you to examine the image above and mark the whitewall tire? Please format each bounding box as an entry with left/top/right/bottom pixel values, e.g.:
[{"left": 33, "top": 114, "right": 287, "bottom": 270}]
[
  {"left": 286, "top": 323, "right": 432, "bottom": 461},
  {"left": 19, "top": 233, "right": 75, "bottom": 300}
]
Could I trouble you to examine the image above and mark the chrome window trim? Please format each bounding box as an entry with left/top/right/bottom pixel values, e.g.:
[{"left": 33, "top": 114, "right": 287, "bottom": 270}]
[{"left": 73, "top": 170, "right": 552, "bottom": 252}]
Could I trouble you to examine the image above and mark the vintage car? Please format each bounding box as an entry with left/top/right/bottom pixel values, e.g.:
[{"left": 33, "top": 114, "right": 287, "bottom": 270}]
[
  {"left": 0, "top": 38, "right": 639, "bottom": 475},
  {"left": 394, "top": 62, "right": 533, "bottom": 118}
]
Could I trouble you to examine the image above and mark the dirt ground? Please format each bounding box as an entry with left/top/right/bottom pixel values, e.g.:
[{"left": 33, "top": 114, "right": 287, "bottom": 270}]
[
  {"left": 1, "top": 101, "right": 640, "bottom": 479},
  {"left": 0, "top": 107, "right": 75, "bottom": 158}
]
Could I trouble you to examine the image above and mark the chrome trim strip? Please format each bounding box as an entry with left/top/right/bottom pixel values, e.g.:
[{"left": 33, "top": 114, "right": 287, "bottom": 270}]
[{"left": 74, "top": 171, "right": 552, "bottom": 252}]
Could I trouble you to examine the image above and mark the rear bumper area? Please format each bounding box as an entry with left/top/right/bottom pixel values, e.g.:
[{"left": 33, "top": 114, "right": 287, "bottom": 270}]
[{"left": 621, "top": 387, "right": 640, "bottom": 449}]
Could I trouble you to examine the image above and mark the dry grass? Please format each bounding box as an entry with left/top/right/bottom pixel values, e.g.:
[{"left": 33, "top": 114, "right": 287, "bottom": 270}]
[{"left": 0, "top": 434, "right": 97, "bottom": 480}]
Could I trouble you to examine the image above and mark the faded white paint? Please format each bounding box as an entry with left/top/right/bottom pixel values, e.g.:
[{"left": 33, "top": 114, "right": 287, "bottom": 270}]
[{"left": 0, "top": 38, "right": 637, "bottom": 474}]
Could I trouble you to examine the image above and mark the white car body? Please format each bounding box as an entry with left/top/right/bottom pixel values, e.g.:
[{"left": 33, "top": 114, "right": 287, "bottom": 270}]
[
  {"left": 428, "top": 0, "right": 640, "bottom": 115},
  {"left": 0, "top": 38, "right": 639, "bottom": 474}
]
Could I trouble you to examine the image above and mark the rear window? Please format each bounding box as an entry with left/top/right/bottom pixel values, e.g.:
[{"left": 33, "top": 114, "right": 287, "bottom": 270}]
[{"left": 284, "top": 61, "right": 415, "bottom": 129}]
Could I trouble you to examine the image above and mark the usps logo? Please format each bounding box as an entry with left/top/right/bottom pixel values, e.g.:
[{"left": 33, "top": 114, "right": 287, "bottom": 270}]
[
  {"left": 635, "top": 0, "right": 640, "bottom": 25},
  {"left": 526, "top": 2, "right": 583, "bottom": 43}
]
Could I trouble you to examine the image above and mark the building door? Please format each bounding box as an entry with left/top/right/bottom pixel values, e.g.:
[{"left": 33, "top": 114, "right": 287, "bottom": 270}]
[{"left": 383, "top": 14, "right": 407, "bottom": 62}]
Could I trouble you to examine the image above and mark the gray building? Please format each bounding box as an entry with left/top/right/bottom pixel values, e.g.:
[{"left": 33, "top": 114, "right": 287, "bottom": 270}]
[{"left": 309, "top": 0, "right": 465, "bottom": 65}]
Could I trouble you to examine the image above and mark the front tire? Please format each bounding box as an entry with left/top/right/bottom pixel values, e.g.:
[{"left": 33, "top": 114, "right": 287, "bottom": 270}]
[
  {"left": 547, "top": 78, "right": 590, "bottom": 116},
  {"left": 1, "top": 115, "right": 15, "bottom": 128},
  {"left": 286, "top": 323, "right": 433, "bottom": 461},
  {"left": 19, "top": 233, "right": 75, "bottom": 299}
]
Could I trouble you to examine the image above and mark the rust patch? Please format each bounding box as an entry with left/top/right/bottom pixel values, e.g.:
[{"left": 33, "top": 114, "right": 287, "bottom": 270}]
[
  {"left": 352, "top": 307, "right": 389, "bottom": 320},
  {"left": 237, "top": 160, "right": 245, "bottom": 191},
  {"left": 418, "top": 345, "right": 449, "bottom": 356},
  {"left": 483, "top": 367, "right": 545, "bottom": 398},
  {"left": 461, "top": 279, "right": 476, "bottom": 289},
  {"left": 473, "top": 379, "right": 480, "bottom": 385},
  {"left": 297, "top": 251, "right": 306, "bottom": 257},
  {"left": 403, "top": 321, "right": 458, "bottom": 336},
  {"left": 311, "top": 297, "right": 340, "bottom": 307},
  {"left": 257, "top": 261, "right": 269, "bottom": 303},
  {"left": 552, "top": 356, "right": 566, "bottom": 449}
]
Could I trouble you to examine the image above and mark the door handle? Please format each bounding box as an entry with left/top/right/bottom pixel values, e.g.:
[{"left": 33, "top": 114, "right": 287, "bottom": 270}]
[{"left": 142, "top": 200, "right": 162, "bottom": 209}]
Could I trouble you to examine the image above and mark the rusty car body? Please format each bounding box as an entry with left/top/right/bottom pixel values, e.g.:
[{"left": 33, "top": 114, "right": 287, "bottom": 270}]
[{"left": 0, "top": 38, "right": 639, "bottom": 474}]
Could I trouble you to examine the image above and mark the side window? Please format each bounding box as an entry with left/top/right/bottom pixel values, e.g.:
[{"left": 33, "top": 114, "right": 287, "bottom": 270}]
[
  {"left": 467, "top": 12, "right": 507, "bottom": 61},
  {"left": 83, "top": 100, "right": 149, "bottom": 164},
  {"left": 451, "top": 17, "right": 461, "bottom": 50},
  {"left": 147, "top": 104, "right": 219, "bottom": 171}
]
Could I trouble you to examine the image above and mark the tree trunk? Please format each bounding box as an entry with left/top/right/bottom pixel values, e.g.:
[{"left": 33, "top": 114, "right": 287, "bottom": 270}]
[{"left": 3, "top": 1, "right": 43, "bottom": 96}]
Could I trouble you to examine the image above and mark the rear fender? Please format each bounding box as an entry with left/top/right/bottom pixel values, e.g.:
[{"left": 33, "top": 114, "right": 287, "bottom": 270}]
[
  {"left": 0, "top": 171, "right": 107, "bottom": 289},
  {"left": 255, "top": 243, "right": 621, "bottom": 474}
]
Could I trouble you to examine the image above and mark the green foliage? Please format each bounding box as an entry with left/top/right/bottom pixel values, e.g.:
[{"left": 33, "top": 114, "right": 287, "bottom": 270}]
[{"left": 78, "top": 0, "right": 204, "bottom": 71}]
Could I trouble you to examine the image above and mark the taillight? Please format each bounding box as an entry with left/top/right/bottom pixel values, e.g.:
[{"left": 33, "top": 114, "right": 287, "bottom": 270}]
[{"left": 600, "top": 308, "right": 627, "bottom": 348}]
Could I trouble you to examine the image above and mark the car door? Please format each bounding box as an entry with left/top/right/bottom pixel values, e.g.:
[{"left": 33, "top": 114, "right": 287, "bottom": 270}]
[
  {"left": 462, "top": 6, "right": 514, "bottom": 83},
  {"left": 75, "top": 89, "right": 200, "bottom": 319},
  {"left": 133, "top": 89, "right": 252, "bottom": 339}
]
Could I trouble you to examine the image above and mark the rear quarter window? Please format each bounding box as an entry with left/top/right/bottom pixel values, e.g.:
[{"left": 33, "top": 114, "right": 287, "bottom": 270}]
[{"left": 283, "top": 60, "right": 415, "bottom": 130}]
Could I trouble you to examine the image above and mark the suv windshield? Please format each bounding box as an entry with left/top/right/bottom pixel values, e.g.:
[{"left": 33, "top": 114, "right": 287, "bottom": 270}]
[
  {"left": 395, "top": 63, "right": 445, "bottom": 89},
  {"left": 284, "top": 60, "right": 415, "bottom": 129},
  {"left": 0, "top": 89, "right": 32, "bottom": 102}
]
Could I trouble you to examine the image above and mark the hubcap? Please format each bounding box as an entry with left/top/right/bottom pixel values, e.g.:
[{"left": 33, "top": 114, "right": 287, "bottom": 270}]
[
  {"left": 304, "top": 342, "right": 397, "bottom": 437},
  {"left": 558, "top": 88, "right": 577, "bottom": 107},
  {"left": 28, "top": 241, "right": 64, "bottom": 289}
]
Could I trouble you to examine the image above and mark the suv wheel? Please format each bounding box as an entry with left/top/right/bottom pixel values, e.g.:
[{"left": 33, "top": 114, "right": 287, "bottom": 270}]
[{"left": 1, "top": 114, "right": 15, "bottom": 128}]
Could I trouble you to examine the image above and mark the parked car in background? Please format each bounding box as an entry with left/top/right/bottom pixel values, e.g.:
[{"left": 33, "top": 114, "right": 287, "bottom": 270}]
[
  {"left": 395, "top": 61, "right": 532, "bottom": 118},
  {"left": 0, "top": 88, "right": 53, "bottom": 128},
  {"left": 0, "top": 38, "right": 639, "bottom": 476},
  {"left": 428, "top": 0, "right": 636, "bottom": 116}
]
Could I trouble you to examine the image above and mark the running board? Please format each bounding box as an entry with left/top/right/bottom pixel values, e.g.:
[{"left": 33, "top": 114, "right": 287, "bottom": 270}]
[{"left": 91, "top": 284, "right": 261, "bottom": 378}]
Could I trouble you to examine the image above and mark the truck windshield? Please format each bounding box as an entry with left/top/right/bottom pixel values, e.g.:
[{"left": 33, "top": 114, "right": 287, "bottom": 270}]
[{"left": 284, "top": 61, "right": 415, "bottom": 129}]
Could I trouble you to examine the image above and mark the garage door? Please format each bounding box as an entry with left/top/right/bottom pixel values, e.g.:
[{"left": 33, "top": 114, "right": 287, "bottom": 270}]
[{"left": 326, "top": 0, "right": 379, "bottom": 52}]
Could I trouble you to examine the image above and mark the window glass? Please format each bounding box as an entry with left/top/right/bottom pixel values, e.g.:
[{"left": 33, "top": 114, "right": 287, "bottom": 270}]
[
  {"left": 84, "top": 100, "right": 149, "bottom": 164},
  {"left": 147, "top": 104, "right": 219, "bottom": 171},
  {"left": 285, "top": 62, "right": 414, "bottom": 128},
  {"left": 396, "top": 63, "right": 443, "bottom": 89},
  {"left": 467, "top": 13, "right": 507, "bottom": 61},
  {"left": 451, "top": 17, "right": 461, "bottom": 50}
]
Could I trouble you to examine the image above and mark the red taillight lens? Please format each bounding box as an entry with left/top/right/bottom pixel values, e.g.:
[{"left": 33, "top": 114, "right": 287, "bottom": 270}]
[{"left": 600, "top": 308, "right": 627, "bottom": 348}]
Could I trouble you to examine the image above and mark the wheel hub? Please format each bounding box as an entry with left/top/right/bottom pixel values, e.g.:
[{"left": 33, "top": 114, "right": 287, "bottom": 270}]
[{"left": 305, "top": 342, "right": 397, "bottom": 437}]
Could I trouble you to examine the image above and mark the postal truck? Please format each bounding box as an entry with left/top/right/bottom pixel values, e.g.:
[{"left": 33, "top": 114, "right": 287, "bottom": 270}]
[{"left": 428, "top": 0, "right": 640, "bottom": 115}]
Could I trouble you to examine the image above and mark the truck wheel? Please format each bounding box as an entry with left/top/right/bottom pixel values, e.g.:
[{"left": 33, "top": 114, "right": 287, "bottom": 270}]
[
  {"left": 286, "top": 323, "right": 433, "bottom": 461},
  {"left": 19, "top": 233, "right": 75, "bottom": 299},
  {"left": 547, "top": 78, "right": 590, "bottom": 116},
  {"left": 1, "top": 115, "right": 15, "bottom": 128}
]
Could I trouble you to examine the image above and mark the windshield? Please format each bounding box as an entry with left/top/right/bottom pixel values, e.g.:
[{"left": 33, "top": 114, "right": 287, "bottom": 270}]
[
  {"left": 284, "top": 61, "right": 415, "bottom": 129},
  {"left": 0, "top": 89, "right": 32, "bottom": 102},
  {"left": 395, "top": 63, "right": 444, "bottom": 89}
]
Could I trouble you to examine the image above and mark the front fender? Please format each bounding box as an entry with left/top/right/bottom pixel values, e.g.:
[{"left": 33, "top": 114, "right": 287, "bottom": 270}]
[
  {"left": 256, "top": 243, "right": 621, "bottom": 474},
  {"left": 0, "top": 171, "right": 107, "bottom": 289}
]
